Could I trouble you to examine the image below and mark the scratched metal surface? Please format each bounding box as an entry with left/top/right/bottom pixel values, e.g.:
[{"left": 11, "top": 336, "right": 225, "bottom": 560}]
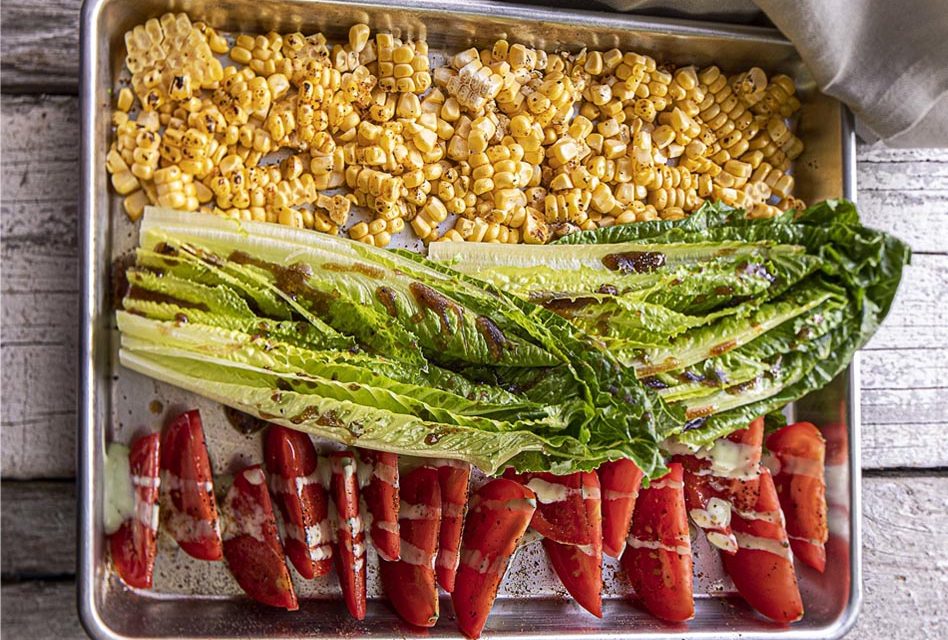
[{"left": 79, "top": 0, "right": 858, "bottom": 637}]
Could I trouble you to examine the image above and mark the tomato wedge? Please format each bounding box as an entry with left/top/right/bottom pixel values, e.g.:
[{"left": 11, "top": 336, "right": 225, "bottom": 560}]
[
  {"left": 330, "top": 451, "right": 367, "bottom": 620},
  {"left": 379, "top": 465, "right": 442, "bottom": 628},
  {"left": 542, "top": 469, "right": 603, "bottom": 617},
  {"left": 598, "top": 458, "right": 643, "bottom": 559},
  {"left": 622, "top": 462, "right": 693, "bottom": 623},
  {"left": 452, "top": 478, "right": 537, "bottom": 639},
  {"left": 263, "top": 425, "right": 332, "bottom": 579},
  {"left": 357, "top": 449, "right": 400, "bottom": 562},
  {"left": 434, "top": 459, "right": 471, "bottom": 593},
  {"left": 110, "top": 432, "right": 161, "bottom": 589},
  {"left": 504, "top": 470, "right": 595, "bottom": 545},
  {"left": 222, "top": 465, "right": 299, "bottom": 610},
  {"left": 766, "top": 421, "right": 828, "bottom": 572},
  {"left": 676, "top": 417, "right": 764, "bottom": 553},
  {"left": 721, "top": 467, "right": 803, "bottom": 623},
  {"left": 159, "top": 409, "right": 223, "bottom": 561}
]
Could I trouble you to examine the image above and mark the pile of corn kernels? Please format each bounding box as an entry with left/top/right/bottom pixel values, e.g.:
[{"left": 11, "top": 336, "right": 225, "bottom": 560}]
[{"left": 106, "top": 12, "right": 807, "bottom": 247}]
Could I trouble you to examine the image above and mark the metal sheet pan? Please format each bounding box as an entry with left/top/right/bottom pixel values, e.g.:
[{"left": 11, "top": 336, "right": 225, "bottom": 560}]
[{"left": 78, "top": 0, "right": 861, "bottom": 637}]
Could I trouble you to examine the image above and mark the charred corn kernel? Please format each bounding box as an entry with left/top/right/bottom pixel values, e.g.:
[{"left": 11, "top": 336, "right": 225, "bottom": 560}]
[
  {"left": 348, "top": 24, "right": 370, "bottom": 52},
  {"left": 116, "top": 88, "right": 135, "bottom": 112}
]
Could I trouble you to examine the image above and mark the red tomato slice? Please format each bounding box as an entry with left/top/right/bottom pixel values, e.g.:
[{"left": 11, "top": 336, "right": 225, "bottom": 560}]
[
  {"left": 330, "top": 451, "right": 367, "bottom": 620},
  {"left": 622, "top": 462, "right": 694, "bottom": 623},
  {"left": 159, "top": 409, "right": 223, "bottom": 561},
  {"left": 452, "top": 478, "right": 537, "bottom": 639},
  {"left": 766, "top": 421, "right": 828, "bottom": 572},
  {"left": 598, "top": 458, "right": 643, "bottom": 559},
  {"left": 110, "top": 432, "right": 161, "bottom": 589},
  {"left": 222, "top": 465, "right": 298, "bottom": 610},
  {"left": 434, "top": 459, "right": 471, "bottom": 593},
  {"left": 543, "top": 471, "right": 603, "bottom": 617},
  {"left": 379, "top": 465, "right": 442, "bottom": 628},
  {"left": 676, "top": 417, "right": 765, "bottom": 553},
  {"left": 357, "top": 449, "right": 400, "bottom": 562},
  {"left": 504, "top": 470, "right": 595, "bottom": 545},
  {"left": 721, "top": 467, "right": 803, "bottom": 623},
  {"left": 263, "top": 425, "right": 332, "bottom": 579}
]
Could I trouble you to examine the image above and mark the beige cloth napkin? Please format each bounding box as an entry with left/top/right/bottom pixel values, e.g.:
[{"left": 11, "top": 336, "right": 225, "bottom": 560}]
[{"left": 564, "top": 0, "right": 948, "bottom": 147}]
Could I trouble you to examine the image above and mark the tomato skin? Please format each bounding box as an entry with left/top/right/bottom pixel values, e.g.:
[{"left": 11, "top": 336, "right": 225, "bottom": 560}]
[
  {"left": 263, "top": 425, "right": 332, "bottom": 579},
  {"left": 767, "top": 421, "right": 828, "bottom": 572},
  {"left": 379, "top": 465, "right": 441, "bottom": 628},
  {"left": 222, "top": 465, "right": 298, "bottom": 611},
  {"left": 451, "top": 478, "right": 537, "bottom": 639},
  {"left": 330, "top": 451, "right": 367, "bottom": 621},
  {"left": 622, "top": 463, "right": 694, "bottom": 623},
  {"left": 358, "top": 449, "right": 400, "bottom": 562},
  {"left": 503, "top": 469, "right": 595, "bottom": 545},
  {"left": 540, "top": 471, "right": 603, "bottom": 617},
  {"left": 598, "top": 458, "right": 643, "bottom": 559},
  {"left": 434, "top": 459, "right": 471, "bottom": 593},
  {"left": 159, "top": 409, "right": 223, "bottom": 561},
  {"left": 110, "top": 432, "right": 161, "bottom": 589},
  {"left": 721, "top": 467, "right": 803, "bottom": 623},
  {"left": 677, "top": 417, "right": 765, "bottom": 553}
]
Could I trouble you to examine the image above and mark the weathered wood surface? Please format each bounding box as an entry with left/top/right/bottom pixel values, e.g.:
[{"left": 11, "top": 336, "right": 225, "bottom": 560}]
[
  {"left": 1, "top": 477, "right": 944, "bottom": 639},
  {"left": 3, "top": 97, "right": 946, "bottom": 477},
  {"left": 0, "top": 0, "right": 81, "bottom": 94},
  {"left": 1, "top": 481, "right": 77, "bottom": 577}
]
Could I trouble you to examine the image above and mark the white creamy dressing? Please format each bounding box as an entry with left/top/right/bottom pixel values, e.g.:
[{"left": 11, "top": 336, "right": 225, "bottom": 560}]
[
  {"left": 647, "top": 478, "right": 684, "bottom": 491},
  {"left": 345, "top": 515, "right": 364, "bottom": 537},
  {"left": 104, "top": 443, "right": 135, "bottom": 535},
  {"left": 774, "top": 454, "right": 824, "bottom": 479},
  {"left": 376, "top": 520, "right": 399, "bottom": 534},
  {"left": 136, "top": 499, "right": 160, "bottom": 531},
  {"left": 268, "top": 469, "right": 321, "bottom": 496},
  {"left": 356, "top": 456, "right": 374, "bottom": 488},
  {"left": 317, "top": 456, "right": 334, "bottom": 489},
  {"left": 310, "top": 544, "right": 333, "bottom": 561},
  {"left": 131, "top": 474, "right": 161, "bottom": 488},
  {"left": 603, "top": 488, "right": 640, "bottom": 502},
  {"left": 574, "top": 543, "right": 595, "bottom": 556},
  {"left": 788, "top": 534, "right": 824, "bottom": 546},
  {"left": 244, "top": 467, "right": 266, "bottom": 485},
  {"left": 162, "top": 472, "right": 214, "bottom": 494},
  {"left": 399, "top": 502, "right": 441, "bottom": 521},
  {"left": 460, "top": 548, "right": 509, "bottom": 575},
  {"left": 626, "top": 534, "right": 691, "bottom": 556},
  {"left": 373, "top": 459, "right": 399, "bottom": 487},
  {"left": 706, "top": 531, "right": 739, "bottom": 553},
  {"left": 524, "top": 478, "right": 573, "bottom": 503},
  {"left": 222, "top": 485, "right": 268, "bottom": 543},
  {"left": 731, "top": 507, "right": 783, "bottom": 525},
  {"left": 437, "top": 547, "right": 459, "bottom": 570},
  {"left": 581, "top": 484, "right": 601, "bottom": 500},
  {"left": 398, "top": 540, "right": 436, "bottom": 568},
  {"left": 665, "top": 438, "right": 760, "bottom": 480},
  {"left": 441, "top": 502, "right": 465, "bottom": 518},
  {"left": 733, "top": 531, "right": 793, "bottom": 562},
  {"left": 471, "top": 497, "right": 537, "bottom": 513}
]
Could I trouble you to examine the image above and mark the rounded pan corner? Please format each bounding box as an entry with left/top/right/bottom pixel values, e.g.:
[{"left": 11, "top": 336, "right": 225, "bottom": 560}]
[{"left": 77, "top": 576, "right": 123, "bottom": 640}]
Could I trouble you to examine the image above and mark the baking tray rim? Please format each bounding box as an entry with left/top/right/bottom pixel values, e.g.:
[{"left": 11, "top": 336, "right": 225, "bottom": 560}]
[{"left": 76, "top": 0, "right": 862, "bottom": 637}]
